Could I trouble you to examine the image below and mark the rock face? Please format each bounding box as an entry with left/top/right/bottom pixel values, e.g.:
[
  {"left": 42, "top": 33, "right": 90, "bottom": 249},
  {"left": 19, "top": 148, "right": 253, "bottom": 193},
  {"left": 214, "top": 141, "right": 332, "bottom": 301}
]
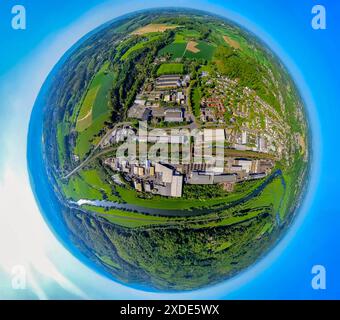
[{"left": 29, "top": 9, "right": 309, "bottom": 291}]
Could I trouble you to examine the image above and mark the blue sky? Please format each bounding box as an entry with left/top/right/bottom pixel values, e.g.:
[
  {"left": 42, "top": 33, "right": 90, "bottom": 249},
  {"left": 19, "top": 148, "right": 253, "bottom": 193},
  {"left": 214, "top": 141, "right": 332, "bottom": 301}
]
[{"left": 0, "top": 0, "right": 339, "bottom": 299}]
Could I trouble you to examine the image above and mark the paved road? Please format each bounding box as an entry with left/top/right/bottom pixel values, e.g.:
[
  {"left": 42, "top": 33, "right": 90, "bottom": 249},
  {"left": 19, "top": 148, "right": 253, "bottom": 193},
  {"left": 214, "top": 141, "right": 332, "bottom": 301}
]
[
  {"left": 62, "top": 147, "right": 117, "bottom": 180},
  {"left": 61, "top": 121, "right": 131, "bottom": 180}
]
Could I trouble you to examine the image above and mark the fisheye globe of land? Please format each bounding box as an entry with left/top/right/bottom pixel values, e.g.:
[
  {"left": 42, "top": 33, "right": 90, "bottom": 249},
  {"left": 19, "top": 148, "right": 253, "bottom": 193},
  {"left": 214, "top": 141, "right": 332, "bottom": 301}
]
[{"left": 41, "top": 9, "right": 309, "bottom": 290}]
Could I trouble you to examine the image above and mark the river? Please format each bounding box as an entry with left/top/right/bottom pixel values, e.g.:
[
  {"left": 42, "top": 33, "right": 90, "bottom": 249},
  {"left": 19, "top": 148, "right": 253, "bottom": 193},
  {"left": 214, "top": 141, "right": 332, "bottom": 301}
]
[{"left": 74, "top": 169, "right": 285, "bottom": 217}]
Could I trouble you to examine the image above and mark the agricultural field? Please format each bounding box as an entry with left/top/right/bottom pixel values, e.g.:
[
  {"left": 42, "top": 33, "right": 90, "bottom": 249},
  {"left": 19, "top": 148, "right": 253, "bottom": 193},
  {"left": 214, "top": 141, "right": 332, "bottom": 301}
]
[
  {"left": 186, "top": 41, "right": 200, "bottom": 53},
  {"left": 159, "top": 38, "right": 215, "bottom": 61},
  {"left": 184, "top": 41, "right": 216, "bottom": 60},
  {"left": 73, "top": 63, "right": 115, "bottom": 159},
  {"left": 179, "top": 29, "right": 201, "bottom": 39},
  {"left": 158, "top": 42, "right": 187, "bottom": 59},
  {"left": 76, "top": 62, "right": 113, "bottom": 132},
  {"left": 223, "top": 35, "right": 241, "bottom": 49},
  {"left": 132, "top": 23, "right": 179, "bottom": 35}
]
